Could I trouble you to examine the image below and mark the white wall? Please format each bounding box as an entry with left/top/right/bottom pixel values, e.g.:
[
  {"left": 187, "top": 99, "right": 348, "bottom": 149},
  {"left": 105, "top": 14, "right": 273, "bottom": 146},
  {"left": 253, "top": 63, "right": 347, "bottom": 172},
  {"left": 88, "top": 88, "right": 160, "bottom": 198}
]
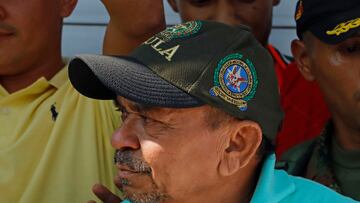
[{"left": 62, "top": 0, "right": 297, "bottom": 57}]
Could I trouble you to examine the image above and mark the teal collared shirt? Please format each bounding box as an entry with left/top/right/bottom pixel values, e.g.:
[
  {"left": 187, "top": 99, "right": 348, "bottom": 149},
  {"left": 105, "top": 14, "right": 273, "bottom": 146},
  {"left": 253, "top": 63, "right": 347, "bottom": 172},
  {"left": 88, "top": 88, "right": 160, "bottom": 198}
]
[
  {"left": 252, "top": 154, "right": 357, "bottom": 203},
  {"left": 122, "top": 154, "right": 357, "bottom": 203}
]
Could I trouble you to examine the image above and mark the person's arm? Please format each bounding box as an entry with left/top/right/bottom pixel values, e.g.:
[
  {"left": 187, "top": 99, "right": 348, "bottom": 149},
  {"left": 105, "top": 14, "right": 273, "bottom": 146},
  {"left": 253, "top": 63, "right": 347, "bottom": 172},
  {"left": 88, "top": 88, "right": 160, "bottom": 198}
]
[{"left": 100, "top": 0, "right": 166, "bottom": 55}]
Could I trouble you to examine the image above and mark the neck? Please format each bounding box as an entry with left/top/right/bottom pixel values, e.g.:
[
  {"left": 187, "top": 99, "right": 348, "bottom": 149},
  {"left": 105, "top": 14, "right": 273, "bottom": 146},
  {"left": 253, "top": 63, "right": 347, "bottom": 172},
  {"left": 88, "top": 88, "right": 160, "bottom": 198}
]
[
  {"left": 332, "top": 116, "right": 360, "bottom": 151},
  {"left": 185, "top": 160, "right": 260, "bottom": 203},
  {"left": 0, "top": 55, "right": 64, "bottom": 94}
]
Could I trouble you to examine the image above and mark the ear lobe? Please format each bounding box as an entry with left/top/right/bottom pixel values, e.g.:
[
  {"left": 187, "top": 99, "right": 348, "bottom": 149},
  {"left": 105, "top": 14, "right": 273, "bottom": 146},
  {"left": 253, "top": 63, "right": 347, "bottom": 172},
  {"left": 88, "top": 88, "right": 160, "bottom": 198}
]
[
  {"left": 291, "top": 39, "right": 315, "bottom": 81},
  {"left": 167, "top": 0, "right": 179, "bottom": 12},
  {"left": 219, "top": 121, "right": 262, "bottom": 177},
  {"left": 60, "top": 0, "right": 78, "bottom": 17}
]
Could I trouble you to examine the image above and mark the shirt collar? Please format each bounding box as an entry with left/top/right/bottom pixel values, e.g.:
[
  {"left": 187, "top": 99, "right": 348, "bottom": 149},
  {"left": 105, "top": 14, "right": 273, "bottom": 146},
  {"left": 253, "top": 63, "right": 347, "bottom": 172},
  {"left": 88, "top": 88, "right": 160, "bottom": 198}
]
[
  {"left": 0, "top": 85, "right": 8, "bottom": 97},
  {"left": 0, "top": 63, "right": 68, "bottom": 97},
  {"left": 48, "top": 65, "right": 68, "bottom": 89},
  {"left": 251, "top": 154, "right": 295, "bottom": 203}
]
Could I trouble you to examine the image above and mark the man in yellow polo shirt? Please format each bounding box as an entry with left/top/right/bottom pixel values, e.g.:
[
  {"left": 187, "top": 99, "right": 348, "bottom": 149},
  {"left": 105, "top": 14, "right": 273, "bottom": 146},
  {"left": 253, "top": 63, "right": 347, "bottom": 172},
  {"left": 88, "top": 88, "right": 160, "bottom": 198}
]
[
  {"left": 0, "top": 0, "right": 117, "bottom": 202},
  {"left": 0, "top": 0, "right": 164, "bottom": 202}
]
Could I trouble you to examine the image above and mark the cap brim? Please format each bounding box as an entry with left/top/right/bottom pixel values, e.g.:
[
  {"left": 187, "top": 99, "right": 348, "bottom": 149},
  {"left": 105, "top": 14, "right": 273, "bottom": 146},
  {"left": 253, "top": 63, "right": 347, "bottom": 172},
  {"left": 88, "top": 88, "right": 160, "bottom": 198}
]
[
  {"left": 309, "top": 8, "right": 360, "bottom": 44},
  {"left": 68, "top": 54, "right": 203, "bottom": 107}
]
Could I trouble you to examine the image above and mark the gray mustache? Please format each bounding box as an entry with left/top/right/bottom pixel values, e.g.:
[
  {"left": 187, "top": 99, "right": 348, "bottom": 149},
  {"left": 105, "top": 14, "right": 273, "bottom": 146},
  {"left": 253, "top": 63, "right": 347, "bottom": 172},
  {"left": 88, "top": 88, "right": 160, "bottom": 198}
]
[{"left": 114, "top": 150, "right": 152, "bottom": 174}]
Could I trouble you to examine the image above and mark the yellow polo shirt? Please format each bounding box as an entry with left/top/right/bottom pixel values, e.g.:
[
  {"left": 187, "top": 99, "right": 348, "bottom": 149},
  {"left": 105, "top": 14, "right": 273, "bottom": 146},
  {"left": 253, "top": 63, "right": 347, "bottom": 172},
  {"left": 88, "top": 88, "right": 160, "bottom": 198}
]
[{"left": 0, "top": 67, "right": 120, "bottom": 203}]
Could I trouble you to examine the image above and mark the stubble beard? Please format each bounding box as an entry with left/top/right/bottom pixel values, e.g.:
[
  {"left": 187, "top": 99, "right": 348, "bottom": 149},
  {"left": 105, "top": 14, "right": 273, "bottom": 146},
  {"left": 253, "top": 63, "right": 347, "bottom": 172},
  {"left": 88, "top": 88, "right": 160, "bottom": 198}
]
[{"left": 115, "top": 150, "right": 170, "bottom": 203}]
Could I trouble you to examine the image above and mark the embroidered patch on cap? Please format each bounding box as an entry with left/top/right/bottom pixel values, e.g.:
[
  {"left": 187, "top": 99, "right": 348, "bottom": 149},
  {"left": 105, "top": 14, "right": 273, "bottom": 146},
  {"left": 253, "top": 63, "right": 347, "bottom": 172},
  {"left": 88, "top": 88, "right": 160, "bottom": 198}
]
[
  {"left": 295, "top": 0, "right": 304, "bottom": 21},
  {"left": 158, "top": 21, "right": 202, "bottom": 41},
  {"left": 142, "top": 21, "right": 202, "bottom": 61},
  {"left": 209, "top": 53, "right": 258, "bottom": 111},
  {"left": 326, "top": 18, "right": 360, "bottom": 36}
]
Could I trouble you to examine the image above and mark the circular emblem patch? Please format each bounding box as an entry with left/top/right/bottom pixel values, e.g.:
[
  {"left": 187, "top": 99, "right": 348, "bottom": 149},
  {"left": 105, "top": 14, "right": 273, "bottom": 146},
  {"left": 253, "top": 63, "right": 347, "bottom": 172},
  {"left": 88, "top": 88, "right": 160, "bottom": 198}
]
[
  {"left": 159, "top": 21, "right": 202, "bottom": 41},
  {"left": 210, "top": 53, "right": 258, "bottom": 111}
]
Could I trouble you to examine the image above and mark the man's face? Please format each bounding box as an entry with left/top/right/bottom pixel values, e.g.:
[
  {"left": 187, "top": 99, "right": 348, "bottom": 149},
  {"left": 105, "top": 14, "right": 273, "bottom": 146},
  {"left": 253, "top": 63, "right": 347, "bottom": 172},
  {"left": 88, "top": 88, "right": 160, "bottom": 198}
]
[
  {"left": 305, "top": 34, "right": 360, "bottom": 130},
  {"left": 0, "top": 0, "right": 74, "bottom": 76},
  {"left": 113, "top": 97, "right": 226, "bottom": 203},
  {"left": 167, "top": 0, "right": 280, "bottom": 46}
]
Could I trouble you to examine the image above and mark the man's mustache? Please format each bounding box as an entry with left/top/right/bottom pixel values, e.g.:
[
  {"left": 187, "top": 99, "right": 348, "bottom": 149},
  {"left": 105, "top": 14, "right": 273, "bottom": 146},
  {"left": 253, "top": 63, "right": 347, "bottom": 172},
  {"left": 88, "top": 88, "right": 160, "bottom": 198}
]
[
  {"left": 0, "top": 23, "right": 16, "bottom": 34},
  {"left": 114, "top": 150, "right": 152, "bottom": 174}
]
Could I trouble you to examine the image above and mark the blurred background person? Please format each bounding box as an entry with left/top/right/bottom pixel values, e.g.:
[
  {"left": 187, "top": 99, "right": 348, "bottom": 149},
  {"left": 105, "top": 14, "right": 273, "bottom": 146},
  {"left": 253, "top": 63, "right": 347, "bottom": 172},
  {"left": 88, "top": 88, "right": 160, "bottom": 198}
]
[
  {"left": 279, "top": 0, "right": 360, "bottom": 200},
  {"left": 0, "top": 0, "right": 122, "bottom": 202}
]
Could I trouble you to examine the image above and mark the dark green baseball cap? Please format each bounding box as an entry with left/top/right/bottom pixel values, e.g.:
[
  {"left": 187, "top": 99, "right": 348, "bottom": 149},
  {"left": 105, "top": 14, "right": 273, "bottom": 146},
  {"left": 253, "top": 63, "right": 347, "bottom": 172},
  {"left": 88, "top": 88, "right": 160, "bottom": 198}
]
[{"left": 68, "top": 21, "right": 283, "bottom": 143}]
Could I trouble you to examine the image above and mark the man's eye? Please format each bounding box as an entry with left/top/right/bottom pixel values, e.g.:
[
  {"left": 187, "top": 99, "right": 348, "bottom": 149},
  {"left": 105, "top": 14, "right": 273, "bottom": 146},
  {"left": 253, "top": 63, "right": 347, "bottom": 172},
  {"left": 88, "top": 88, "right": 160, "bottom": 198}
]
[
  {"left": 141, "top": 115, "right": 153, "bottom": 124},
  {"left": 120, "top": 111, "right": 128, "bottom": 121},
  {"left": 346, "top": 44, "right": 360, "bottom": 53},
  {"left": 190, "top": 0, "right": 211, "bottom": 6}
]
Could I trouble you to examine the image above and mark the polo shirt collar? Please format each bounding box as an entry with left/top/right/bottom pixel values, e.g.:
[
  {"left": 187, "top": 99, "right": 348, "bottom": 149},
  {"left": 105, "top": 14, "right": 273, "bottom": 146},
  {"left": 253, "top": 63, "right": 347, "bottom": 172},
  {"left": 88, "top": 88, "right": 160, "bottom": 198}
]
[
  {"left": 251, "top": 154, "right": 295, "bottom": 203},
  {"left": 0, "top": 65, "right": 68, "bottom": 98},
  {"left": 48, "top": 65, "right": 68, "bottom": 89}
]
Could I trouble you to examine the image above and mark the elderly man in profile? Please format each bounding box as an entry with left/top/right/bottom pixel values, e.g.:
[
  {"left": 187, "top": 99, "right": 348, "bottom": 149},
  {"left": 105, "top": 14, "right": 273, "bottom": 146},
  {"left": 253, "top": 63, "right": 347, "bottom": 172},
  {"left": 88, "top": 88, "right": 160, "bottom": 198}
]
[{"left": 68, "top": 21, "right": 356, "bottom": 203}]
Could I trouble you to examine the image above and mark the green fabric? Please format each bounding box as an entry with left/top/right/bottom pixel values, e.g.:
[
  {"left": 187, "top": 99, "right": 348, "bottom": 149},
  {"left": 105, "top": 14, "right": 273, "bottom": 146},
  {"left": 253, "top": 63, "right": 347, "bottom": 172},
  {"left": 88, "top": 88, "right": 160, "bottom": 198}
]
[
  {"left": 332, "top": 137, "right": 360, "bottom": 200},
  {"left": 276, "top": 137, "right": 316, "bottom": 176},
  {"left": 69, "top": 21, "right": 284, "bottom": 144},
  {"left": 131, "top": 21, "right": 284, "bottom": 142},
  {"left": 278, "top": 121, "right": 360, "bottom": 201},
  {"left": 304, "top": 123, "right": 342, "bottom": 193}
]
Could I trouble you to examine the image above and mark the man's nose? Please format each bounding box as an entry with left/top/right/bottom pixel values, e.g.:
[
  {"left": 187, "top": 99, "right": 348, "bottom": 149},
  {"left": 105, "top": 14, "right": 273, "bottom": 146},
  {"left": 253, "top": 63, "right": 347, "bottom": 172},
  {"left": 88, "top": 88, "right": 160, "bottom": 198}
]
[
  {"left": 111, "top": 118, "right": 141, "bottom": 150},
  {"left": 212, "top": 2, "right": 240, "bottom": 26}
]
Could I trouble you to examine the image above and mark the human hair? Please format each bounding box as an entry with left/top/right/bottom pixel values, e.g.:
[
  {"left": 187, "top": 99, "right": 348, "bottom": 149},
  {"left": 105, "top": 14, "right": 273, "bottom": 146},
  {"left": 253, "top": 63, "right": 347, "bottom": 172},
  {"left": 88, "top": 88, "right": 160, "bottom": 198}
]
[{"left": 205, "top": 106, "right": 274, "bottom": 158}]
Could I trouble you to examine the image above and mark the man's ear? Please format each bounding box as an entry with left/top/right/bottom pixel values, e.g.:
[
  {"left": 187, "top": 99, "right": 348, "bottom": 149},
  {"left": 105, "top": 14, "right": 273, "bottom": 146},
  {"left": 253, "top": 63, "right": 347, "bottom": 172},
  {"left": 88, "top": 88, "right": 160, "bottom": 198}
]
[
  {"left": 218, "top": 121, "right": 262, "bottom": 177},
  {"left": 167, "top": 0, "right": 179, "bottom": 12},
  {"left": 60, "top": 0, "right": 78, "bottom": 17},
  {"left": 273, "top": 0, "right": 280, "bottom": 6},
  {"left": 291, "top": 39, "right": 315, "bottom": 81}
]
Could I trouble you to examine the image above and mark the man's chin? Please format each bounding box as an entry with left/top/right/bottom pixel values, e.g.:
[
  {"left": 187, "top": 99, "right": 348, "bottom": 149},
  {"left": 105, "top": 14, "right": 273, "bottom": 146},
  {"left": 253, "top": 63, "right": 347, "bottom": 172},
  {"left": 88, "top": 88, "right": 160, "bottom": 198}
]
[
  {"left": 117, "top": 171, "right": 156, "bottom": 190},
  {"left": 116, "top": 175, "right": 169, "bottom": 203},
  {"left": 124, "top": 191, "right": 169, "bottom": 203},
  {"left": 120, "top": 181, "right": 170, "bottom": 203}
]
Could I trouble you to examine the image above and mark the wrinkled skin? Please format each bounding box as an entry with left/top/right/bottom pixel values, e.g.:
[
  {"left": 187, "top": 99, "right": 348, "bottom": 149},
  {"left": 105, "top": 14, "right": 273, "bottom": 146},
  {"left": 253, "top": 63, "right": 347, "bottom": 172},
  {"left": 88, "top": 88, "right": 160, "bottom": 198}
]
[{"left": 88, "top": 96, "right": 262, "bottom": 203}]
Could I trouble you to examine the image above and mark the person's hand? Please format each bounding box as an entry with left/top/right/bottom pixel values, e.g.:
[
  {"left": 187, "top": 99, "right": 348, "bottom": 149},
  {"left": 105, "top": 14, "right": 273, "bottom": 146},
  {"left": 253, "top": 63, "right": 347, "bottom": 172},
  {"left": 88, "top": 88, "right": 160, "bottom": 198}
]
[
  {"left": 87, "top": 183, "right": 122, "bottom": 203},
  {"left": 100, "top": 0, "right": 161, "bottom": 27},
  {"left": 99, "top": 0, "right": 166, "bottom": 55}
]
